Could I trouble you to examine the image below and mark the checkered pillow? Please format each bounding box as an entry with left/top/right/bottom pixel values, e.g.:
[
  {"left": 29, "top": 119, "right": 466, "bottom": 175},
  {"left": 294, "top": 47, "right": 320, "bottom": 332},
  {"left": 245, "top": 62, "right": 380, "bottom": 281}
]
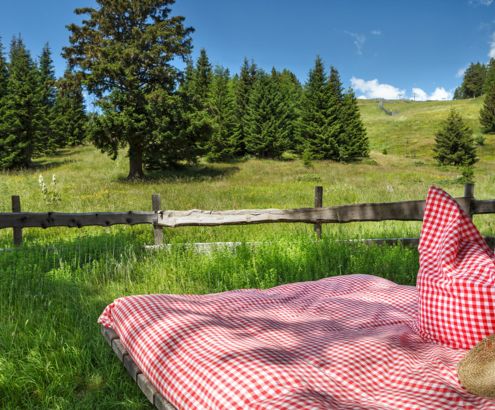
[{"left": 417, "top": 186, "right": 495, "bottom": 349}]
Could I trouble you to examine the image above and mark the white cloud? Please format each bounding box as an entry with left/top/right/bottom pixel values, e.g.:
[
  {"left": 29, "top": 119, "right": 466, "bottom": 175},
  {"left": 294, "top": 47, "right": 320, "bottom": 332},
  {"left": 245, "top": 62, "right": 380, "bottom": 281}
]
[
  {"left": 470, "top": 0, "right": 493, "bottom": 5},
  {"left": 489, "top": 32, "right": 495, "bottom": 58},
  {"left": 411, "top": 87, "right": 452, "bottom": 101},
  {"left": 371, "top": 30, "right": 382, "bottom": 36},
  {"left": 345, "top": 31, "right": 366, "bottom": 55},
  {"left": 429, "top": 87, "right": 453, "bottom": 100},
  {"left": 351, "top": 78, "right": 452, "bottom": 101},
  {"left": 351, "top": 77, "right": 406, "bottom": 99},
  {"left": 456, "top": 67, "right": 467, "bottom": 78},
  {"left": 411, "top": 88, "right": 428, "bottom": 101}
]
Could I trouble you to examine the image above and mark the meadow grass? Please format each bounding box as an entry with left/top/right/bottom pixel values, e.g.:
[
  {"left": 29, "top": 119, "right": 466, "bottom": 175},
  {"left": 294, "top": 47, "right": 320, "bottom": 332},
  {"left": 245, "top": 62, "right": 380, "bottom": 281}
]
[
  {"left": 0, "top": 234, "right": 419, "bottom": 409},
  {"left": 1, "top": 98, "right": 495, "bottom": 408}
]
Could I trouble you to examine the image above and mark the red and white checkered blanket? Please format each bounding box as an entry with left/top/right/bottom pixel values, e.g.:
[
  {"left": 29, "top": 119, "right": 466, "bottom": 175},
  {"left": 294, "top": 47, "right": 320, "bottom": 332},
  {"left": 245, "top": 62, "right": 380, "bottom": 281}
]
[{"left": 99, "top": 274, "right": 495, "bottom": 409}]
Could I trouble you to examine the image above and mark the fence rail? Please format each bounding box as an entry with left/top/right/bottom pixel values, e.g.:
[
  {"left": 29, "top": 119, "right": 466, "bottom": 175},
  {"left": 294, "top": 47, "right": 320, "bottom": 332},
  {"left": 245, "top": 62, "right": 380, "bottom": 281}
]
[{"left": 2, "top": 183, "right": 495, "bottom": 248}]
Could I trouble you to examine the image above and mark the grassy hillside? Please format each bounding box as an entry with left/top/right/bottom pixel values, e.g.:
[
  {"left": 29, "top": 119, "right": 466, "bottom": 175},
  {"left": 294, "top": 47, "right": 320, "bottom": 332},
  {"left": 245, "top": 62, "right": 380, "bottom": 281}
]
[
  {"left": 1, "top": 98, "right": 495, "bottom": 409},
  {"left": 358, "top": 97, "right": 494, "bottom": 159}
]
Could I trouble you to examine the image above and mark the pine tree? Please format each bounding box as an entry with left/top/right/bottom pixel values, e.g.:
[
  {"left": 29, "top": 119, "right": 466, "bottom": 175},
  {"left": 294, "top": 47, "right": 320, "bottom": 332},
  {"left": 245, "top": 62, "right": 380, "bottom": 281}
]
[
  {"left": 244, "top": 69, "right": 289, "bottom": 158},
  {"left": 326, "top": 66, "right": 344, "bottom": 159},
  {"left": 0, "top": 38, "right": 7, "bottom": 98},
  {"left": 483, "top": 58, "right": 495, "bottom": 95},
  {"left": 193, "top": 49, "right": 212, "bottom": 107},
  {"left": 480, "top": 83, "right": 495, "bottom": 133},
  {"left": 278, "top": 69, "right": 303, "bottom": 152},
  {"left": 300, "top": 56, "right": 339, "bottom": 160},
  {"left": 460, "top": 63, "right": 486, "bottom": 98},
  {"left": 453, "top": 86, "right": 464, "bottom": 100},
  {"left": 206, "top": 66, "right": 237, "bottom": 161},
  {"left": 53, "top": 70, "right": 87, "bottom": 146},
  {"left": 232, "top": 58, "right": 257, "bottom": 155},
  {"left": 144, "top": 58, "right": 212, "bottom": 169},
  {"left": 36, "top": 43, "right": 57, "bottom": 153},
  {"left": 433, "top": 109, "right": 477, "bottom": 166},
  {"left": 339, "top": 89, "right": 369, "bottom": 161},
  {"left": 0, "top": 36, "right": 41, "bottom": 169}
]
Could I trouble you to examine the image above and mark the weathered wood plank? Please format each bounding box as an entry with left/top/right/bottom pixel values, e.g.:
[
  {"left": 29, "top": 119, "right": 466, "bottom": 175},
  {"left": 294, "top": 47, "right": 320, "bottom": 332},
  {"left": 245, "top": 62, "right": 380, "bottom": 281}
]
[
  {"left": 472, "top": 200, "right": 495, "bottom": 214},
  {"left": 156, "top": 199, "right": 427, "bottom": 227},
  {"left": 0, "top": 211, "right": 154, "bottom": 229},
  {"left": 111, "top": 338, "right": 127, "bottom": 362},
  {"left": 101, "top": 326, "right": 119, "bottom": 346},
  {"left": 136, "top": 373, "right": 159, "bottom": 404},
  {"left": 154, "top": 394, "right": 177, "bottom": 410},
  {"left": 123, "top": 354, "right": 141, "bottom": 381},
  {"left": 1, "top": 197, "right": 492, "bottom": 231}
]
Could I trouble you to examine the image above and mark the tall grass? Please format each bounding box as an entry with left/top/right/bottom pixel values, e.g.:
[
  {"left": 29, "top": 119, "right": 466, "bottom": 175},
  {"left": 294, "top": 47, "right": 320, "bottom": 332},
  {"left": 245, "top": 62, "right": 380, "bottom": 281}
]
[{"left": 0, "top": 231, "right": 419, "bottom": 409}]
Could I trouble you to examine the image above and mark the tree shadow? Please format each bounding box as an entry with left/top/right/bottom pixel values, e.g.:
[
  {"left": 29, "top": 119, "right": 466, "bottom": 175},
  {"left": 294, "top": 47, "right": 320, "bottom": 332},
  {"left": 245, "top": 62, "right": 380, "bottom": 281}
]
[
  {"left": 30, "top": 158, "right": 77, "bottom": 171},
  {"left": 117, "top": 164, "right": 240, "bottom": 183}
]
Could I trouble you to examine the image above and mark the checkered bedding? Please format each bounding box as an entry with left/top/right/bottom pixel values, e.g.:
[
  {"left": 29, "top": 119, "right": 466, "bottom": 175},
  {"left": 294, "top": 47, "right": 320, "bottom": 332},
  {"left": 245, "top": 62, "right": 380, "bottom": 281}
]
[
  {"left": 417, "top": 186, "right": 495, "bottom": 349},
  {"left": 99, "top": 273, "right": 495, "bottom": 409}
]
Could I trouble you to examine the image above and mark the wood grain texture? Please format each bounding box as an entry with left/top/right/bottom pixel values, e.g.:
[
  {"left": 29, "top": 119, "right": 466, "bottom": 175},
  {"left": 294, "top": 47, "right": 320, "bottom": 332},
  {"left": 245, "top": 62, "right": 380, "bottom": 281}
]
[
  {"left": 0, "top": 211, "right": 154, "bottom": 229},
  {"left": 156, "top": 199, "right": 428, "bottom": 227},
  {"left": 1, "top": 197, "right": 491, "bottom": 231}
]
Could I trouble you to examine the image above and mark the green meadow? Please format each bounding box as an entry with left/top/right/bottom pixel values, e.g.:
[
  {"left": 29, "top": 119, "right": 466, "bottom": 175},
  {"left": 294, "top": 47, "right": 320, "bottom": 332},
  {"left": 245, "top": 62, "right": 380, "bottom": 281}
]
[{"left": 1, "top": 97, "right": 495, "bottom": 409}]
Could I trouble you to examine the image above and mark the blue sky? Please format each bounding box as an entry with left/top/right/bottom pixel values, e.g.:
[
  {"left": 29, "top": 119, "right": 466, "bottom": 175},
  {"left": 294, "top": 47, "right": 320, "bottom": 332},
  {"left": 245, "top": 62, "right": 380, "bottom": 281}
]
[{"left": 1, "top": 0, "right": 494, "bottom": 100}]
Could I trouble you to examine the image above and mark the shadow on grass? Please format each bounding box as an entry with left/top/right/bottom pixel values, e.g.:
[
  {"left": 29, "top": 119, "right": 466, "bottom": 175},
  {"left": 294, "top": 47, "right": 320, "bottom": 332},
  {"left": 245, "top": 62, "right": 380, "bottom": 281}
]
[{"left": 117, "top": 164, "right": 240, "bottom": 183}]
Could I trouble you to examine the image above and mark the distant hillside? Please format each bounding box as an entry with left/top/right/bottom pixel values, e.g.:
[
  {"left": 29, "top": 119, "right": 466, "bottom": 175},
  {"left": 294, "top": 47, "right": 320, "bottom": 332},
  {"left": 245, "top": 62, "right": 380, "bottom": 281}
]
[{"left": 358, "top": 97, "right": 493, "bottom": 160}]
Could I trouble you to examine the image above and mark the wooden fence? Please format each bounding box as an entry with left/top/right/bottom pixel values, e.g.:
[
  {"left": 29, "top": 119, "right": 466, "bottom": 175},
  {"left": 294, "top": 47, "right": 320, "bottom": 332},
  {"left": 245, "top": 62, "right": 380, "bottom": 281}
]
[{"left": 2, "top": 183, "right": 495, "bottom": 248}]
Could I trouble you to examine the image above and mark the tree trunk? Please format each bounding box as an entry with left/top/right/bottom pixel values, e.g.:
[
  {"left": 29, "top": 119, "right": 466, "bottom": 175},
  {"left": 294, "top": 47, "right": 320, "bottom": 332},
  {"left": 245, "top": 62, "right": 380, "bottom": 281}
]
[{"left": 128, "top": 142, "right": 144, "bottom": 179}]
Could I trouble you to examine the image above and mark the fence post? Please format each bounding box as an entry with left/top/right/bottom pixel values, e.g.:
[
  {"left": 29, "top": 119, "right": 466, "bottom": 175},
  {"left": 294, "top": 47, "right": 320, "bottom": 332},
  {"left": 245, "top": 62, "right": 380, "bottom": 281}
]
[
  {"left": 314, "top": 186, "right": 323, "bottom": 239},
  {"left": 12, "top": 195, "right": 22, "bottom": 246},
  {"left": 464, "top": 183, "right": 475, "bottom": 218},
  {"left": 152, "top": 194, "right": 164, "bottom": 246}
]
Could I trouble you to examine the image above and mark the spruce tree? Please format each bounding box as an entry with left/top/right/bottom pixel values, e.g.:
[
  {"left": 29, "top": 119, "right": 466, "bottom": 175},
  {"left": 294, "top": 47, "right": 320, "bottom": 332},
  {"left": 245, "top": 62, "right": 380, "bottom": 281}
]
[
  {"left": 453, "top": 86, "right": 464, "bottom": 100},
  {"left": 483, "top": 58, "right": 495, "bottom": 95},
  {"left": 244, "top": 69, "right": 289, "bottom": 158},
  {"left": 0, "top": 38, "right": 7, "bottom": 98},
  {"left": 339, "top": 89, "right": 369, "bottom": 161},
  {"left": 232, "top": 58, "right": 257, "bottom": 155},
  {"left": 194, "top": 49, "right": 212, "bottom": 106},
  {"left": 300, "top": 56, "right": 339, "bottom": 159},
  {"left": 36, "top": 43, "right": 57, "bottom": 153},
  {"left": 144, "top": 58, "right": 212, "bottom": 169},
  {"left": 53, "top": 70, "right": 87, "bottom": 146},
  {"left": 460, "top": 63, "right": 486, "bottom": 98},
  {"left": 480, "top": 83, "right": 495, "bottom": 133},
  {"left": 433, "top": 109, "right": 477, "bottom": 166},
  {"left": 326, "top": 66, "right": 344, "bottom": 159},
  {"left": 0, "top": 36, "right": 41, "bottom": 169},
  {"left": 206, "top": 66, "right": 237, "bottom": 161},
  {"left": 278, "top": 69, "right": 303, "bottom": 151}
]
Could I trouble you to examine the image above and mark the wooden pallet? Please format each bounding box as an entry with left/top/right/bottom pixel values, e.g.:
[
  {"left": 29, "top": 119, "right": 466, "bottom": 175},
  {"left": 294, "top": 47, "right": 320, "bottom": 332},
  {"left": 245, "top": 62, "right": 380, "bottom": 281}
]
[{"left": 101, "top": 325, "right": 176, "bottom": 410}]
